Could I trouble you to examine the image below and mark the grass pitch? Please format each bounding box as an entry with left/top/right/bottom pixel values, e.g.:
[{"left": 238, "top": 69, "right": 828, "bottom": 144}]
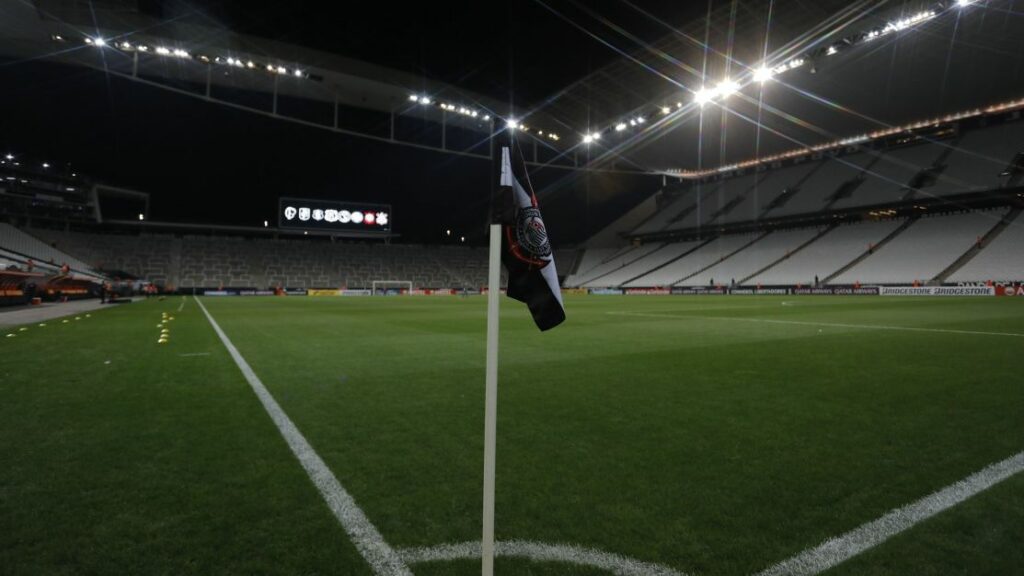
[{"left": 2, "top": 294, "right": 1023, "bottom": 575}]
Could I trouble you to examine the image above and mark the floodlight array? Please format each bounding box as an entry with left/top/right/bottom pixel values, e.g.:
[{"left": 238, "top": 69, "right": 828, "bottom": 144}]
[{"left": 68, "top": 34, "right": 308, "bottom": 79}]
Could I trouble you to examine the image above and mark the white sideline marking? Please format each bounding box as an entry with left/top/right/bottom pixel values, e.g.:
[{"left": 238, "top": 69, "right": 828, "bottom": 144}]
[
  {"left": 194, "top": 297, "right": 411, "bottom": 576},
  {"left": 177, "top": 297, "right": 186, "bottom": 312},
  {"left": 755, "top": 450, "right": 1024, "bottom": 576},
  {"left": 607, "top": 311, "right": 1024, "bottom": 338},
  {"left": 398, "top": 540, "right": 687, "bottom": 576}
]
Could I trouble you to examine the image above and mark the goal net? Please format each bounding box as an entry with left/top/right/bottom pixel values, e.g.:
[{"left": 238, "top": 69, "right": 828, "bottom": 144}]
[{"left": 371, "top": 280, "right": 413, "bottom": 295}]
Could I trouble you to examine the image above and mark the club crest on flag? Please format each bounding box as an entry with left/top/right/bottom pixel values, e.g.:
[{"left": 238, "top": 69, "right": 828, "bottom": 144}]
[{"left": 513, "top": 206, "right": 552, "bottom": 264}]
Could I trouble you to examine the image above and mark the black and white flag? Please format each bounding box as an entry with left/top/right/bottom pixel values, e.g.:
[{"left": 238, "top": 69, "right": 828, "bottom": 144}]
[{"left": 496, "top": 142, "right": 566, "bottom": 331}]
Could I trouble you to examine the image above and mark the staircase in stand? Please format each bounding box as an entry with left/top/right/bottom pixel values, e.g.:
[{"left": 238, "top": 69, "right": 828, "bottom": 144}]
[
  {"left": 823, "top": 217, "right": 917, "bottom": 285},
  {"left": 929, "top": 207, "right": 1022, "bottom": 285}
]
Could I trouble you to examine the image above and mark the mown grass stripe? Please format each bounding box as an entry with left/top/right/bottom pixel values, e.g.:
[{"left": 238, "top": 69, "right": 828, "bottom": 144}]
[{"left": 195, "top": 296, "right": 412, "bottom": 576}]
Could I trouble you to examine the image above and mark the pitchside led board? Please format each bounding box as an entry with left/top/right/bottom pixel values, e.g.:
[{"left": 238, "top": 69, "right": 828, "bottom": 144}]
[{"left": 278, "top": 197, "right": 391, "bottom": 233}]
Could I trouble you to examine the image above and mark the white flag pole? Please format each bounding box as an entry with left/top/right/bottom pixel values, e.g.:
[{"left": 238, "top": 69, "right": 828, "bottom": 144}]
[{"left": 482, "top": 222, "right": 501, "bottom": 576}]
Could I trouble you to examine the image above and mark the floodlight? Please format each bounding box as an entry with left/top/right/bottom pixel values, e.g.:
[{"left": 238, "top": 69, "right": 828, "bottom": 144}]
[
  {"left": 636, "top": 116, "right": 645, "bottom": 124},
  {"left": 506, "top": 119, "right": 519, "bottom": 130},
  {"left": 615, "top": 123, "right": 627, "bottom": 131},
  {"left": 753, "top": 66, "right": 774, "bottom": 83},
  {"left": 42, "top": 162, "right": 50, "bottom": 168},
  {"left": 277, "top": 66, "right": 287, "bottom": 74},
  {"left": 582, "top": 134, "right": 594, "bottom": 144},
  {"left": 592, "top": 132, "right": 601, "bottom": 140},
  {"left": 419, "top": 96, "right": 431, "bottom": 105},
  {"left": 661, "top": 107, "right": 670, "bottom": 115},
  {"left": 294, "top": 69, "right": 304, "bottom": 77},
  {"left": 694, "top": 87, "right": 715, "bottom": 106},
  {"left": 138, "top": 213, "right": 145, "bottom": 221},
  {"left": 409, "top": 94, "right": 419, "bottom": 101},
  {"left": 483, "top": 115, "right": 490, "bottom": 121},
  {"left": 4, "top": 154, "right": 12, "bottom": 160},
  {"left": 173, "top": 49, "right": 189, "bottom": 58},
  {"left": 93, "top": 37, "right": 106, "bottom": 47},
  {"left": 717, "top": 79, "right": 740, "bottom": 98},
  {"left": 155, "top": 46, "right": 170, "bottom": 55}
]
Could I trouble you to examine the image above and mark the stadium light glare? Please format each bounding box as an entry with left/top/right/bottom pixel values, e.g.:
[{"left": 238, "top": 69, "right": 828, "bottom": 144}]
[
  {"left": 483, "top": 115, "right": 490, "bottom": 121},
  {"left": 42, "top": 162, "right": 50, "bottom": 168},
  {"left": 4, "top": 154, "right": 12, "bottom": 160},
  {"left": 506, "top": 119, "right": 519, "bottom": 130},
  {"left": 716, "top": 79, "right": 740, "bottom": 98},
  {"left": 419, "top": 96, "right": 432, "bottom": 105},
  {"left": 409, "top": 94, "right": 419, "bottom": 102},
  {"left": 460, "top": 236, "right": 465, "bottom": 243},
  {"left": 753, "top": 66, "right": 774, "bottom": 82},
  {"left": 957, "top": 0, "right": 974, "bottom": 6},
  {"left": 615, "top": 123, "right": 627, "bottom": 131},
  {"left": 582, "top": 134, "right": 594, "bottom": 144},
  {"left": 660, "top": 106, "right": 670, "bottom": 115},
  {"left": 446, "top": 229, "right": 451, "bottom": 236},
  {"left": 155, "top": 46, "right": 171, "bottom": 55},
  {"left": 694, "top": 87, "right": 715, "bottom": 106},
  {"left": 592, "top": 132, "right": 601, "bottom": 140},
  {"left": 294, "top": 69, "right": 303, "bottom": 77},
  {"left": 136, "top": 45, "right": 149, "bottom": 52},
  {"left": 264, "top": 220, "right": 268, "bottom": 227},
  {"left": 92, "top": 37, "right": 106, "bottom": 47},
  {"left": 635, "top": 116, "right": 645, "bottom": 124},
  {"left": 138, "top": 213, "right": 145, "bottom": 221}
]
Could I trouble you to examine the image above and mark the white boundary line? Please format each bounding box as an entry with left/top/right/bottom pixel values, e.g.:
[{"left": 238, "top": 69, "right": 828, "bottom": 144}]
[
  {"left": 194, "top": 296, "right": 412, "bottom": 576},
  {"left": 607, "top": 311, "right": 1024, "bottom": 338},
  {"left": 177, "top": 296, "right": 186, "bottom": 312},
  {"left": 755, "top": 450, "right": 1024, "bottom": 576},
  {"left": 398, "top": 540, "right": 687, "bottom": 576}
]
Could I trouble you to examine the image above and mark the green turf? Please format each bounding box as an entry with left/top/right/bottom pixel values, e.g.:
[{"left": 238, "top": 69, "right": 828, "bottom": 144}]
[{"left": 2, "top": 294, "right": 1022, "bottom": 575}]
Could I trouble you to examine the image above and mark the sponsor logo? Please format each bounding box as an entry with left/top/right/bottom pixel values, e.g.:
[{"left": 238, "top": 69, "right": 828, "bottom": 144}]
[
  {"left": 624, "top": 288, "right": 671, "bottom": 295},
  {"left": 308, "top": 289, "right": 341, "bottom": 296},
  {"left": 879, "top": 286, "right": 995, "bottom": 296},
  {"left": 671, "top": 287, "right": 726, "bottom": 295},
  {"left": 589, "top": 288, "right": 624, "bottom": 295},
  {"left": 561, "top": 288, "right": 588, "bottom": 296}
]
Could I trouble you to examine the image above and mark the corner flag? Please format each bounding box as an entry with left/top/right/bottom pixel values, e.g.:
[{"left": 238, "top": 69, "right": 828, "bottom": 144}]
[{"left": 496, "top": 142, "right": 566, "bottom": 331}]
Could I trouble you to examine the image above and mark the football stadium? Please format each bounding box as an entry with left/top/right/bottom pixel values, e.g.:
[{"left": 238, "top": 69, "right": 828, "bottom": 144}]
[{"left": 2, "top": 1, "right": 1023, "bottom": 575}]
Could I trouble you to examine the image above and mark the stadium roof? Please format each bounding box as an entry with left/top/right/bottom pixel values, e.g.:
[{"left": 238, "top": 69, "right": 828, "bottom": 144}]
[{"left": 4, "top": 1, "right": 1021, "bottom": 175}]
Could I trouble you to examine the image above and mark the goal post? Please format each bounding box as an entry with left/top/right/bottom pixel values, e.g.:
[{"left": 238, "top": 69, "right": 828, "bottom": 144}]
[{"left": 371, "top": 280, "right": 413, "bottom": 295}]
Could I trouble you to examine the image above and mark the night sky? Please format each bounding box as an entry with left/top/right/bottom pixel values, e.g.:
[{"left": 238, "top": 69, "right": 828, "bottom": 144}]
[{"left": 0, "top": 0, "right": 698, "bottom": 244}]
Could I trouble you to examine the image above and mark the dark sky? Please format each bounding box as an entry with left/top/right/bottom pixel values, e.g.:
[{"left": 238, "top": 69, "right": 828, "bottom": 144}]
[{"left": 0, "top": 1, "right": 702, "bottom": 244}]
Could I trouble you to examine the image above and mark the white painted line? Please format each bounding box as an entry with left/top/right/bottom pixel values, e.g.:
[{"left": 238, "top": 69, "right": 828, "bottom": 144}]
[
  {"left": 194, "top": 296, "right": 411, "bottom": 576},
  {"left": 755, "top": 450, "right": 1024, "bottom": 576},
  {"left": 607, "top": 311, "right": 1024, "bottom": 338},
  {"left": 177, "top": 297, "right": 186, "bottom": 312},
  {"left": 398, "top": 540, "right": 687, "bottom": 576},
  {"left": 178, "top": 352, "right": 211, "bottom": 357}
]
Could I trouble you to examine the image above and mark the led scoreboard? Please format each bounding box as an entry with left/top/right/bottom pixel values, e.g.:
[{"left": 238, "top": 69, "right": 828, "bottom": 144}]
[{"left": 278, "top": 197, "right": 391, "bottom": 233}]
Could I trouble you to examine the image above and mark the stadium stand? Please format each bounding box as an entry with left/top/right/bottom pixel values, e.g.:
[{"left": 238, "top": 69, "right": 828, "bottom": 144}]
[
  {"left": 930, "top": 122, "right": 1024, "bottom": 195},
  {"left": 684, "top": 227, "right": 824, "bottom": 287},
  {"left": 0, "top": 223, "right": 103, "bottom": 280},
  {"left": 946, "top": 209, "right": 1024, "bottom": 282},
  {"left": 18, "top": 226, "right": 585, "bottom": 290},
  {"left": 566, "top": 242, "right": 664, "bottom": 287},
  {"left": 624, "top": 233, "right": 760, "bottom": 287},
  {"left": 748, "top": 219, "right": 903, "bottom": 286},
  {"left": 595, "top": 241, "right": 702, "bottom": 288},
  {"left": 830, "top": 209, "right": 1008, "bottom": 285}
]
